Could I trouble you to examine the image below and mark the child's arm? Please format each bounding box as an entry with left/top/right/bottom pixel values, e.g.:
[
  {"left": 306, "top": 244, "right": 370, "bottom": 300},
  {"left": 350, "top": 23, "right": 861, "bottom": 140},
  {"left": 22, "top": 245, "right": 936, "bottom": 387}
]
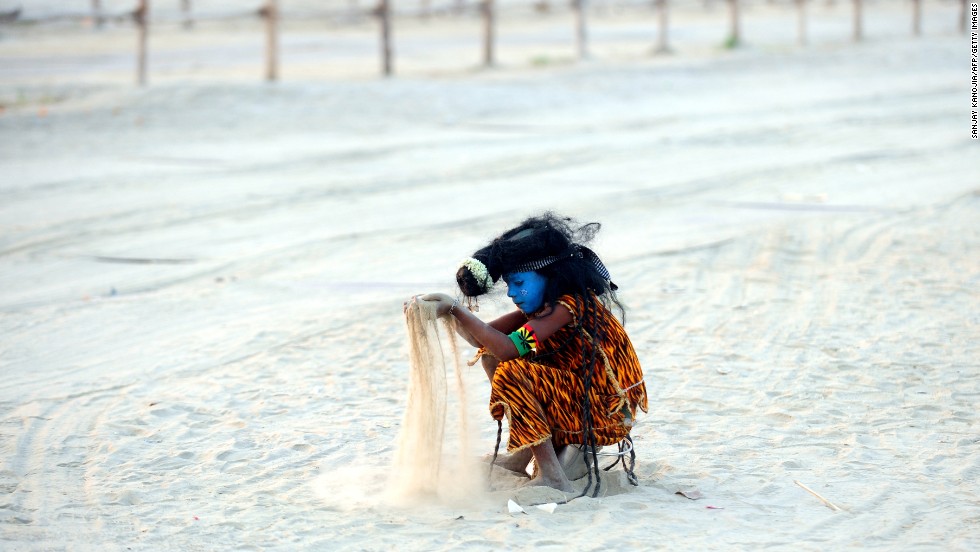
[
  {"left": 420, "top": 294, "right": 571, "bottom": 361},
  {"left": 455, "top": 309, "right": 525, "bottom": 347}
]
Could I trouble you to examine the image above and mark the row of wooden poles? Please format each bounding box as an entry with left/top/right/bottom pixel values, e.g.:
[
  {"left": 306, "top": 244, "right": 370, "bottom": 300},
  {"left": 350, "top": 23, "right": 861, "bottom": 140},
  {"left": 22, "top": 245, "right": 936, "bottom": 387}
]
[{"left": 107, "top": 1, "right": 972, "bottom": 85}]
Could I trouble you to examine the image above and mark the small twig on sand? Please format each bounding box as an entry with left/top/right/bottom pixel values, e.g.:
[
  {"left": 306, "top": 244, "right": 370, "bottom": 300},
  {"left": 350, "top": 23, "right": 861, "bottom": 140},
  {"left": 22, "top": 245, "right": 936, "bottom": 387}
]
[{"left": 794, "top": 480, "right": 842, "bottom": 512}]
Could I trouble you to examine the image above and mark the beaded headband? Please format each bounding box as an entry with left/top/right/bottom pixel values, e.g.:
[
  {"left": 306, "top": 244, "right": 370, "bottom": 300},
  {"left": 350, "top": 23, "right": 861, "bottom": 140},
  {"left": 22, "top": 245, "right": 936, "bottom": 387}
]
[{"left": 511, "top": 245, "right": 613, "bottom": 283}]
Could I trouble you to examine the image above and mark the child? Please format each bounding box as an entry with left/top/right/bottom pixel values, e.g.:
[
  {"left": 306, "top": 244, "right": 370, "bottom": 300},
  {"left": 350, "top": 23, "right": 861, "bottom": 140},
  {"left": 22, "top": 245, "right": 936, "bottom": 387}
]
[{"left": 413, "top": 213, "right": 646, "bottom": 496}]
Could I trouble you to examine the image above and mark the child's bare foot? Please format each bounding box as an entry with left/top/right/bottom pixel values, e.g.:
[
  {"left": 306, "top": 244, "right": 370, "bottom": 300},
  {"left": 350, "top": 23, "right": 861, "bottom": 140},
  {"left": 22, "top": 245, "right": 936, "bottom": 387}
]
[
  {"left": 528, "top": 441, "right": 576, "bottom": 493},
  {"left": 529, "top": 472, "right": 575, "bottom": 494},
  {"left": 484, "top": 449, "right": 533, "bottom": 476}
]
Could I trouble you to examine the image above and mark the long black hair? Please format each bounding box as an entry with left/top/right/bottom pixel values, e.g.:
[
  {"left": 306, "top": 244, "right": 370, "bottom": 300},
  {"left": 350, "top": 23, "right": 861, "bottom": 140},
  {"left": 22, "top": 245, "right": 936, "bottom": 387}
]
[{"left": 457, "top": 212, "right": 628, "bottom": 498}]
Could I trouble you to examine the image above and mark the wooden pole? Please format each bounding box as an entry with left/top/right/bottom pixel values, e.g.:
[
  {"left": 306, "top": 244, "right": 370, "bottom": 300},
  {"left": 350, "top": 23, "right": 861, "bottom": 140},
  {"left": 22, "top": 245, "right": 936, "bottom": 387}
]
[
  {"left": 181, "top": 0, "right": 193, "bottom": 30},
  {"left": 852, "top": 0, "right": 862, "bottom": 42},
  {"left": 911, "top": 0, "right": 921, "bottom": 37},
  {"left": 482, "top": 0, "right": 495, "bottom": 67},
  {"left": 135, "top": 0, "right": 148, "bottom": 86},
  {"left": 378, "top": 0, "right": 393, "bottom": 76},
  {"left": 575, "top": 0, "right": 589, "bottom": 60},
  {"left": 726, "top": 0, "right": 740, "bottom": 47},
  {"left": 796, "top": 0, "right": 806, "bottom": 46},
  {"left": 655, "top": 0, "right": 670, "bottom": 54},
  {"left": 262, "top": 0, "right": 280, "bottom": 81},
  {"left": 92, "top": 0, "right": 104, "bottom": 28}
]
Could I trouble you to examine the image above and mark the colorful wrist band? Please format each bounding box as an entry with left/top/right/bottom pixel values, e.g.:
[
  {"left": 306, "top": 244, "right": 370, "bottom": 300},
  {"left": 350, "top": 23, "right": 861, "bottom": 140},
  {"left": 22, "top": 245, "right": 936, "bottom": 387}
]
[{"left": 508, "top": 324, "right": 538, "bottom": 357}]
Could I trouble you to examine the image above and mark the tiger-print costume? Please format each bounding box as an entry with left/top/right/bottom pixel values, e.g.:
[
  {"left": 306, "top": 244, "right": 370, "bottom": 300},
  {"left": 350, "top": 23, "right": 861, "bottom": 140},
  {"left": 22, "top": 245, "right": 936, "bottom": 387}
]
[{"left": 489, "top": 294, "right": 648, "bottom": 452}]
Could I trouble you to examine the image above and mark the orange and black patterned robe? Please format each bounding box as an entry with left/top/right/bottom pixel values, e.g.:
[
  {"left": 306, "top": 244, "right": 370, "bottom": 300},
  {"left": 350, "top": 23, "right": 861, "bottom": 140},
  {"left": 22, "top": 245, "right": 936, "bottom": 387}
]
[{"left": 489, "top": 294, "right": 648, "bottom": 452}]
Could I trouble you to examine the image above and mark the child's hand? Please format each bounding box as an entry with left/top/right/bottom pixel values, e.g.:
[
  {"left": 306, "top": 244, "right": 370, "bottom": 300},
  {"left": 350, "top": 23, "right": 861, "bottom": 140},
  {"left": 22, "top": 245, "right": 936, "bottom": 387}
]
[
  {"left": 420, "top": 293, "right": 455, "bottom": 316},
  {"left": 403, "top": 294, "right": 422, "bottom": 313}
]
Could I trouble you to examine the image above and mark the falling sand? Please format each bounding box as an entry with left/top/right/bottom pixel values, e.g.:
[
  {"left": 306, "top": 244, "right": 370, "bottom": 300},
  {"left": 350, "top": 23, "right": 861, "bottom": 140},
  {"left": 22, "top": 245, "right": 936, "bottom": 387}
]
[{"left": 390, "top": 298, "right": 477, "bottom": 502}]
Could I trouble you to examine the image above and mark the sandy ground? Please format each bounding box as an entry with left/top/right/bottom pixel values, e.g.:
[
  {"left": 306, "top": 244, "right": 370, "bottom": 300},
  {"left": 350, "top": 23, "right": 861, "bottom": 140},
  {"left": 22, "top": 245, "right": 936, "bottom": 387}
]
[{"left": 1, "top": 1, "right": 978, "bottom": 550}]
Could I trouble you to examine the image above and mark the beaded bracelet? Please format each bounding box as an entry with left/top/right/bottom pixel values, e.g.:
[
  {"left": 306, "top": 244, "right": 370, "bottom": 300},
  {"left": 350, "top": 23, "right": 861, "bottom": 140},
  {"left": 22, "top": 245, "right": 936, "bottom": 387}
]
[{"left": 448, "top": 298, "right": 460, "bottom": 316}]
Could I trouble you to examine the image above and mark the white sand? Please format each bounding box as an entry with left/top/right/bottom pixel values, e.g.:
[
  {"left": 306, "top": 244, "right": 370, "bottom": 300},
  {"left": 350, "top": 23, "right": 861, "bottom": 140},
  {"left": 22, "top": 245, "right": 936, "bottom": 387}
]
[{"left": 1, "top": 2, "right": 978, "bottom": 550}]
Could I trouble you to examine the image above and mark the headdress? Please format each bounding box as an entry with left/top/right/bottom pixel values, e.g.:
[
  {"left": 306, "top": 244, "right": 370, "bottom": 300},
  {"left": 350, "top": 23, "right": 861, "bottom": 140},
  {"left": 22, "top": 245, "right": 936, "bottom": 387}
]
[
  {"left": 455, "top": 212, "right": 618, "bottom": 297},
  {"left": 511, "top": 245, "right": 616, "bottom": 290}
]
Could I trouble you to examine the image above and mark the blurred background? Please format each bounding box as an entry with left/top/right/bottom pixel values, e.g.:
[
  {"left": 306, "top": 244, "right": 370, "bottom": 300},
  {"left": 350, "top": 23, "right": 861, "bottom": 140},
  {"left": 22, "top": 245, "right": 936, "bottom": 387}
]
[{"left": 0, "top": 1, "right": 970, "bottom": 83}]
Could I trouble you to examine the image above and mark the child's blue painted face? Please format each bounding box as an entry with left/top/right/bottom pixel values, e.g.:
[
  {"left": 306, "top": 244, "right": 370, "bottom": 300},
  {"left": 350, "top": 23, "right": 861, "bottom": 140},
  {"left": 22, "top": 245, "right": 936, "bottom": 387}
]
[{"left": 504, "top": 271, "right": 547, "bottom": 314}]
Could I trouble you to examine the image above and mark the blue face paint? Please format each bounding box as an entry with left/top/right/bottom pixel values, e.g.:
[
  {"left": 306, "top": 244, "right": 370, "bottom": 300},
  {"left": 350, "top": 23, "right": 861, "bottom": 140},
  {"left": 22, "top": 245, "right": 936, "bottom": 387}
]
[{"left": 504, "top": 271, "right": 547, "bottom": 314}]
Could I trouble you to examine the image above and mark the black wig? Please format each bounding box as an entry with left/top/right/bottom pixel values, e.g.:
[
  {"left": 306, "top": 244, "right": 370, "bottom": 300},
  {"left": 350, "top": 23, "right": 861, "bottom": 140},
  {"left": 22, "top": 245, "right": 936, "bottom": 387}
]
[{"left": 456, "top": 212, "right": 623, "bottom": 320}]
